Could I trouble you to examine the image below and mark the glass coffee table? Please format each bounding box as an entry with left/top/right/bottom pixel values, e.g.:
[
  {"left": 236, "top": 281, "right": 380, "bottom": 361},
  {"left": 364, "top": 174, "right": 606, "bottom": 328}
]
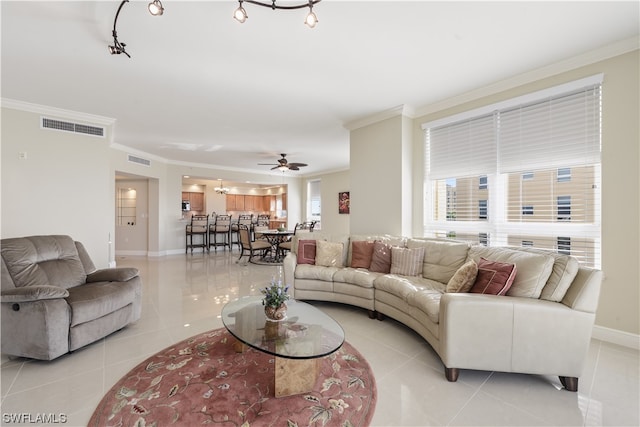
[{"left": 221, "top": 296, "right": 344, "bottom": 397}]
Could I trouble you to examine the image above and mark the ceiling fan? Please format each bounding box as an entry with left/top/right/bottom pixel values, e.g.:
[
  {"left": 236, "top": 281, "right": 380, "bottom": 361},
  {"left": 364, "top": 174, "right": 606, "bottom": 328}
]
[{"left": 258, "top": 153, "right": 308, "bottom": 171}]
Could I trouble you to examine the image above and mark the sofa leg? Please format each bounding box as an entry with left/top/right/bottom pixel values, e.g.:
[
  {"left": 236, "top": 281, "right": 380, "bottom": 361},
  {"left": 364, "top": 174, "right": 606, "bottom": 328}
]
[
  {"left": 368, "top": 310, "right": 376, "bottom": 319},
  {"left": 559, "top": 376, "right": 578, "bottom": 392},
  {"left": 376, "top": 311, "right": 385, "bottom": 321},
  {"left": 445, "top": 367, "right": 459, "bottom": 382}
]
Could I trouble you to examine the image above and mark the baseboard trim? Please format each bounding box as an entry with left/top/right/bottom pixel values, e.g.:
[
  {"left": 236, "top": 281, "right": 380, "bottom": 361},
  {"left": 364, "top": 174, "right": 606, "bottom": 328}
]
[{"left": 592, "top": 325, "right": 640, "bottom": 350}]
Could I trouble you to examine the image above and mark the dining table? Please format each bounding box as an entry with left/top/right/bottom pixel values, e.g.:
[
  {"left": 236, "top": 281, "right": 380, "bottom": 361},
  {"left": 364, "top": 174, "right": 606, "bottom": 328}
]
[{"left": 259, "top": 229, "right": 294, "bottom": 263}]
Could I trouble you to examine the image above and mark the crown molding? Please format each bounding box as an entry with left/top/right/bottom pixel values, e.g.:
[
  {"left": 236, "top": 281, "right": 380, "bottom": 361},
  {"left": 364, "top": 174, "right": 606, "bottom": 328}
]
[
  {"left": 1, "top": 98, "right": 116, "bottom": 126},
  {"left": 344, "top": 104, "right": 416, "bottom": 131}
]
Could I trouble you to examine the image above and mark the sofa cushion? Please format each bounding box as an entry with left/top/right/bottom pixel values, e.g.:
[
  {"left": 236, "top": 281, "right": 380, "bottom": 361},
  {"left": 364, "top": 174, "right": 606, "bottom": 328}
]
[
  {"left": 446, "top": 259, "right": 478, "bottom": 293},
  {"left": 294, "top": 264, "right": 339, "bottom": 282},
  {"left": 65, "top": 281, "right": 138, "bottom": 327},
  {"left": 470, "top": 258, "right": 516, "bottom": 295},
  {"left": 370, "top": 241, "right": 393, "bottom": 273},
  {"left": 390, "top": 246, "right": 425, "bottom": 277},
  {"left": 467, "top": 246, "right": 554, "bottom": 298},
  {"left": 315, "top": 240, "right": 344, "bottom": 267},
  {"left": 374, "top": 274, "right": 444, "bottom": 302},
  {"left": 333, "top": 268, "right": 381, "bottom": 288},
  {"left": 297, "top": 240, "right": 316, "bottom": 265},
  {"left": 351, "top": 240, "right": 375, "bottom": 269},
  {"left": 406, "top": 239, "right": 470, "bottom": 284},
  {"left": 1, "top": 235, "right": 87, "bottom": 290},
  {"left": 406, "top": 290, "right": 443, "bottom": 324},
  {"left": 516, "top": 247, "right": 580, "bottom": 302}
]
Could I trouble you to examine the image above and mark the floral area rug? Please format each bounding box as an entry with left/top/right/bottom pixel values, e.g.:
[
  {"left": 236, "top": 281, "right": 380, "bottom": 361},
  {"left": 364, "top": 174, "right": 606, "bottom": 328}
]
[{"left": 89, "top": 328, "right": 376, "bottom": 426}]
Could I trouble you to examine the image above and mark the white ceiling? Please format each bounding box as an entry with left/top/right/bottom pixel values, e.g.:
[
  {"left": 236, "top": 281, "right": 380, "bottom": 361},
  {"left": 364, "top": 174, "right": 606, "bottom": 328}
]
[{"left": 2, "top": 1, "right": 638, "bottom": 178}]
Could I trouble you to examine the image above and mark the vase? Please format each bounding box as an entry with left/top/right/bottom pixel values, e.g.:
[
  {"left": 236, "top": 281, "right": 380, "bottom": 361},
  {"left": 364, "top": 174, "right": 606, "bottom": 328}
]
[{"left": 264, "top": 303, "right": 287, "bottom": 321}]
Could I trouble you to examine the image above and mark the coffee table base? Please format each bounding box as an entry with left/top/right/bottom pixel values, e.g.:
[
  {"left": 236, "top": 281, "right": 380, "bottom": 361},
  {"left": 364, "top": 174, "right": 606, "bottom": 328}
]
[
  {"left": 232, "top": 337, "right": 320, "bottom": 398},
  {"left": 275, "top": 357, "right": 319, "bottom": 398}
]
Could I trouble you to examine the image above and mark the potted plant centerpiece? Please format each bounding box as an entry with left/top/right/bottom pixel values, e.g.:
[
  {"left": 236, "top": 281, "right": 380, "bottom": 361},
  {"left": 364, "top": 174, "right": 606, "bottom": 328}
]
[{"left": 261, "top": 278, "right": 290, "bottom": 321}]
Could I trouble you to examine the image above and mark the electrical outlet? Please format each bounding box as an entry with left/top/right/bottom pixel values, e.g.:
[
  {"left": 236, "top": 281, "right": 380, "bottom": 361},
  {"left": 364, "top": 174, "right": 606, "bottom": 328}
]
[{"left": 19, "top": 152, "right": 27, "bottom": 160}]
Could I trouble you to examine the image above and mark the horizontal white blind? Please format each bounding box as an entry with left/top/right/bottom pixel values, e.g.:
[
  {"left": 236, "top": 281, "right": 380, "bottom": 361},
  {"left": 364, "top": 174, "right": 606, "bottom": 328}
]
[
  {"left": 424, "top": 80, "right": 601, "bottom": 267},
  {"left": 499, "top": 86, "right": 601, "bottom": 172},
  {"left": 428, "top": 114, "right": 495, "bottom": 179}
]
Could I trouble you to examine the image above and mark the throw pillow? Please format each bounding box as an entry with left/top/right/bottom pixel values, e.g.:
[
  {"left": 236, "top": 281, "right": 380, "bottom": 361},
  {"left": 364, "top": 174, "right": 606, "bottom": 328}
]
[
  {"left": 446, "top": 259, "right": 479, "bottom": 293},
  {"left": 470, "top": 257, "right": 517, "bottom": 295},
  {"left": 315, "top": 240, "right": 344, "bottom": 267},
  {"left": 351, "top": 240, "right": 375, "bottom": 269},
  {"left": 297, "top": 240, "right": 317, "bottom": 265},
  {"left": 390, "top": 246, "right": 425, "bottom": 277},
  {"left": 369, "top": 241, "right": 393, "bottom": 273}
]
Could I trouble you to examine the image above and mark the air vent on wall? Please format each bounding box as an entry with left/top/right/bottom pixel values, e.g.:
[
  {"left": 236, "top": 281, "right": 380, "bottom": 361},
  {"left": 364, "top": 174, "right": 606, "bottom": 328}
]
[
  {"left": 41, "top": 117, "right": 105, "bottom": 137},
  {"left": 127, "top": 154, "right": 151, "bottom": 167}
]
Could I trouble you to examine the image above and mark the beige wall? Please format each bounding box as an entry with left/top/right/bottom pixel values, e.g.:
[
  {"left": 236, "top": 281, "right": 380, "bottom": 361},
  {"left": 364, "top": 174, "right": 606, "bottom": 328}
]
[
  {"left": 1, "top": 107, "right": 114, "bottom": 267},
  {"left": 302, "top": 170, "right": 350, "bottom": 235},
  {"left": 350, "top": 115, "right": 407, "bottom": 235}
]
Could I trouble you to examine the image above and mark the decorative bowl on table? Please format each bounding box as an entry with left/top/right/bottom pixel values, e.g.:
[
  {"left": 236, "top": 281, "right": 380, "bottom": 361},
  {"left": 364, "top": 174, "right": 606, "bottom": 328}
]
[{"left": 277, "top": 227, "right": 286, "bottom": 232}]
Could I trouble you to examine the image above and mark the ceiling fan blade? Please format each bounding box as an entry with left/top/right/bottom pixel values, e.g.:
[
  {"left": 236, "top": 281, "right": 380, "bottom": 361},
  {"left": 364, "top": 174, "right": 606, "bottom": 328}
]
[
  {"left": 288, "top": 166, "right": 300, "bottom": 171},
  {"left": 258, "top": 163, "right": 278, "bottom": 166},
  {"left": 287, "top": 162, "right": 307, "bottom": 167}
]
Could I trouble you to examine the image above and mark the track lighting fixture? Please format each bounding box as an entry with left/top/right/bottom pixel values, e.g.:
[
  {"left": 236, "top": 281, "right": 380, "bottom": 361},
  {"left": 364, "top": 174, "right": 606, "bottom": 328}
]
[
  {"left": 233, "top": 0, "right": 321, "bottom": 28},
  {"left": 108, "top": 0, "right": 163, "bottom": 58},
  {"left": 109, "top": 0, "right": 319, "bottom": 59}
]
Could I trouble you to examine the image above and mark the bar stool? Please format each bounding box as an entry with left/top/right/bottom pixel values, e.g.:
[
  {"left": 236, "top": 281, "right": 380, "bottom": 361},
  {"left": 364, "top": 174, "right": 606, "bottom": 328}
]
[
  {"left": 185, "top": 214, "right": 209, "bottom": 253},
  {"left": 209, "top": 214, "right": 231, "bottom": 251}
]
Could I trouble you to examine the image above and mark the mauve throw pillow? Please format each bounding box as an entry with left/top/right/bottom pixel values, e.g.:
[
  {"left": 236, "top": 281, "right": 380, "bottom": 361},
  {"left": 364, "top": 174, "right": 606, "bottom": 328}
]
[
  {"left": 446, "top": 259, "right": 479, "bottom": 293},
  {"left": 470, "top": 257, "right": 517, "bottom": 295},
  {"left": 369, "top": 241, "right": 393, "bottom": 273},
  {"left": 390, "top": 246, "right": 425, "bottom": 277},
  {"left": 297, "top": 240, "right": 316, "bottom": 265},
  {"left": 351, "top": 240, "right": 375, "bottom": 269}
]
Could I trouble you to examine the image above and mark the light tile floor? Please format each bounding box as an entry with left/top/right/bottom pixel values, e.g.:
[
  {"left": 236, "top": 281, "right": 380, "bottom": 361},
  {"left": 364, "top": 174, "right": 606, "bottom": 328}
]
[{"left": 1, "top": 250, "right": 638, "bottom": 426}]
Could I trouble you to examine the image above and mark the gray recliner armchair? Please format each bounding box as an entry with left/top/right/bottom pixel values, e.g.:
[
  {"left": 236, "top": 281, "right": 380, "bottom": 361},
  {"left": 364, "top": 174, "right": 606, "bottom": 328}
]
[{"left": 1, "top": 235, "right": 142, "bottom": 360}]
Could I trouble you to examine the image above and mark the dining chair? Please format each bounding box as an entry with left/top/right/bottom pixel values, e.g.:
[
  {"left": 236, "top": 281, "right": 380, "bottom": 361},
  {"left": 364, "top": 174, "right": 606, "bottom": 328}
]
[
  {"left": 231, "top": 214, "right": 253, "bottom": 249},
  {"left": 237, "top": 224, "right": 271, "bottom": 263}
]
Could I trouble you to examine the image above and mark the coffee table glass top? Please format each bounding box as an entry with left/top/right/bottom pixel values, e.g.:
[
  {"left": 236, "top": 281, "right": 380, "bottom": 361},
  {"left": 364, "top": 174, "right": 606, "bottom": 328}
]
[{"left": 222, "top": 296, "right": 344, "bottom": 359}]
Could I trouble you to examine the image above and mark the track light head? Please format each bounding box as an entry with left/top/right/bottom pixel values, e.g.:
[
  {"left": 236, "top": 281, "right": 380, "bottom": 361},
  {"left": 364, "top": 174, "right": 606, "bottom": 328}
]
[
  {"left": 148, "top": 0, "right": 164, "bottom": 16},
  {"left": 234, "top": 2, "right": 248, "bottom": 23},
  {"left": 304, "top": 8, "right": 318, "bottom": 28}
]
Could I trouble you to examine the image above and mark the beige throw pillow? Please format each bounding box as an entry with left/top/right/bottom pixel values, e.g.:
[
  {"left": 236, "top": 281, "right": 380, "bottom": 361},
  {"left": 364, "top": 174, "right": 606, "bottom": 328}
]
[
  {"left": 446, "top": 259, "right": 479, "bottom": 293},
  {"left": 315, "top": 240, "right": 344, "bottom": 267},
  {"left": 390, "top": 246, "right": 425, "bottom": 277}
]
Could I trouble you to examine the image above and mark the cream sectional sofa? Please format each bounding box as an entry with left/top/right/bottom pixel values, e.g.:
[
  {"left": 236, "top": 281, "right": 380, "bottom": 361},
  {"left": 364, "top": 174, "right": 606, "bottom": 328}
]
[{"left": 283, "top": 233, "right": 602, "bottom": 392}]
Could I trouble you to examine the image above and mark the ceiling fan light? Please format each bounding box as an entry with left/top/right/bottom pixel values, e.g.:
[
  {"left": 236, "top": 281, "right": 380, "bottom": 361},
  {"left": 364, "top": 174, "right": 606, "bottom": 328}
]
[
  {"left": 234, "top": 4, "right": 248, "bottom": 23},
  {"left": 148, "top": 0, "right": 164, "bottom": 16},
  {"left": 278, "top": 165, "right": 289, "bottom": 171},
  {"left": 304, "top": 10, "right": 318, "bottom": 28}
]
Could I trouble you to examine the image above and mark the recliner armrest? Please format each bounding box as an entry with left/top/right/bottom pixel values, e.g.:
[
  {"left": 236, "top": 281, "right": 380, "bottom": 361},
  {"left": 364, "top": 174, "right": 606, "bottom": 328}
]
[
  {"left": 86, "top": 267, "right": 139, "bottom": 283},
  {"left": 1, "top": 285, "right": 69, "bottom": 303}
]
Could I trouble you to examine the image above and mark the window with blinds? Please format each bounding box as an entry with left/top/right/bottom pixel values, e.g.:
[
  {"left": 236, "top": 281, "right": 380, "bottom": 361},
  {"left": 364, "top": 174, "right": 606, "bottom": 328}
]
[{"left": 423, "top": 76, "right": 602, "bottom": 267}]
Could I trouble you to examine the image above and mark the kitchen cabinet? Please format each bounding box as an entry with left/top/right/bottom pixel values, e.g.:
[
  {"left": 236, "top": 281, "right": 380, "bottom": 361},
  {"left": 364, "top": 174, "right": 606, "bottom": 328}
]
[
  {"left": 182, "top": 192, "right": 205, "bottom": 212},
  {"left": 244, "top": 195, "right": 255, "bottom": 211}
]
